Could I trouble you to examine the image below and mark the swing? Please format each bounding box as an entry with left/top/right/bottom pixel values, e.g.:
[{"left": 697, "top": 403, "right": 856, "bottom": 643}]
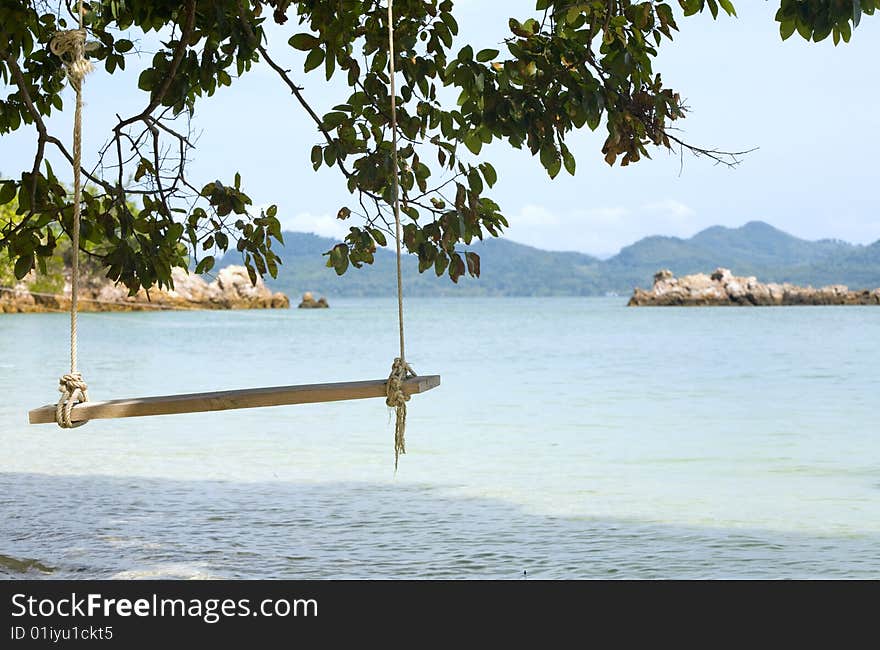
[{"left": 28, "top": 1, "right": 438, "bottom": 466}]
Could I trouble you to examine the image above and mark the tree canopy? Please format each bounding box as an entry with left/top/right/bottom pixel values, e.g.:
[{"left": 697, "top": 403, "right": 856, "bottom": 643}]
[{"left": 1, "top": 0, "right": 876, "bottom": 292}]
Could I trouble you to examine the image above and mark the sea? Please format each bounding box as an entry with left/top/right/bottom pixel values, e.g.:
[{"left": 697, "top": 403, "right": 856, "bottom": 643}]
[{"left": 1, "top": 298, "right": 878, "bottom": 579}]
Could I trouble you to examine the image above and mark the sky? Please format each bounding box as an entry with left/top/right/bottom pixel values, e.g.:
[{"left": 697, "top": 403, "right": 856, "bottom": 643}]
[{"left": 3, "top": 2, "right": 879, "bottom": 258}]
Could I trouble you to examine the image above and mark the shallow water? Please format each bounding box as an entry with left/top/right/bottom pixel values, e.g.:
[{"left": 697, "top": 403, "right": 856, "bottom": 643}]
[{"left": 1, "top": 298, "right": 878, "bottom": 578}]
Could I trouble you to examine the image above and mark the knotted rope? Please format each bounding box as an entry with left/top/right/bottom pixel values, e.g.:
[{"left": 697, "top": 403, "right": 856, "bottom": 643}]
[
  {"left": 49, "top": 29, "right": 93, "bottom": 92},
  {"left": 56, "top": 372, "right": 89, "bottom": 429},
  {"left": 386, "top": 357, "right": 415, "bottom": 470},
  {"left": 51, "top": 1, "right": 92, "bottom": 428},
  {"left": 385, "top": 0, "right": 416, "bottom": 469}
]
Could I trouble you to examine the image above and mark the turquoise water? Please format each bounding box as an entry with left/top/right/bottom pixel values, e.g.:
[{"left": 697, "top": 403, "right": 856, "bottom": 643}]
[{"left": 1, "top": 298, "right": 878, "bottom": 578}]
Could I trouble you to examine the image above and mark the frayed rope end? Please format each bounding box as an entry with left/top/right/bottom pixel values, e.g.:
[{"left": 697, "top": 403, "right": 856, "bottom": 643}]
[{"left": 386, "top": 357, "right": 415, "bottom": 471}]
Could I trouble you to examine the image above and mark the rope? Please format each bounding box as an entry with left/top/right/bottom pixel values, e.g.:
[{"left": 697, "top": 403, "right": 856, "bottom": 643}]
[
  {"left": 55, "top": 372, "right": 89, "bottom": 429},
  {"left": 385, "top": 0, "right": 415, "bottom": 469},
  {"left": 386, "top": 356, "right": 415, "bottom": 470},
  {"left": 387, "top": 0, "right": 405, "bottom": 366},
  {"left": 49, "top": 30, "right": 93, "bottom": 93},
  {"left": 50, "top": 0, "right": 92, "bottom": 428}
]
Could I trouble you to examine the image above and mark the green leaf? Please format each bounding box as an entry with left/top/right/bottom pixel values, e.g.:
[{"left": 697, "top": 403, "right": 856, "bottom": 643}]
[
  {"left": 707, "top": 0, "right": 719, "bottom": 19},
  {"left": 328, "top": 244, "right": 349, "bottom": 275},
  {"left": 562, "top": 146, "right": 576, "bottom": 176},
  {"left": 479, "top": 162, "right": 497, "bottom": 188},
  {"left": 678, "top": 0, "right": 702, "bottom": 17},
  {"left": 245, "top": 262, "right": 257, "bottom": 285},
  {"left": 657, "top": 3, "right": 676, "bottom": 28},
  {"left": 0, "top": 182, "right": 16, "bottom": 205},
  {"left": 796, "top": 18, "right": 812, "bottom": 40},
  {"left": 467, "top": 168, "right": 483, "bottom": 194},
  {"left": 14, "top": 254, "right": 33, "bottom": 280},
  {"left": 476, "top": 48, "right": 499, "bottom": 62},
  {"left": 289, "top": 34, "right": 320, "bottom": 51},
  {"left": 464, "top": 132, "right": 482, "bottom": 155},
  {"left": 370, "top": 228, "right": 387, "bottom": 246},
  {"left": 304, "top": 47, "right": 324, "bottom": 72},
  {"left": 137, "top": 69, "right": 156, "bottom": 91},
  {"left": 434, "top": 253, "right": 449, "bottom": 277},
  {"left": 195, "top": 256, "right": 215, "bottom": 274},
  {"left": 440, "top": 11, "right": 459, "bottom": 36},
  {"left": 718, "top": 0, "right": 737, "bottom": 17},
  {"left": 813, "top": 25, "right": 832, "bottom": 42},
  {"left": 324, "top": 51, "right": 336, "bottom": 81},
  {"left": 780, "top": 19, "right": 796, "bottom": 40},
  {"left": 540, "top": 146, "right": 562, "bottom": 179},
  {"left": 322, "top": 111, "right": 347, "bottom": 129}
]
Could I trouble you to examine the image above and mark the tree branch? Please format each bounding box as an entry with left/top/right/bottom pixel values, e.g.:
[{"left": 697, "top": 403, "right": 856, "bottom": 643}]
[
  {"left": 113, "top": 0, "right": 197, "bottom": 133},
  {"left": 235, "top": 1, "right": 357, "bottom": 180}
]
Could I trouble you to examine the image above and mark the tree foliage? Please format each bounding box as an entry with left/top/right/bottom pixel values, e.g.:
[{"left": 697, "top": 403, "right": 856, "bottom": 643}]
[
  {"left": 0, "top": 0, "right": 876, "bottom": 292},
  {"left": 0, "top": 199, "right": 66, "bottom": 293}
]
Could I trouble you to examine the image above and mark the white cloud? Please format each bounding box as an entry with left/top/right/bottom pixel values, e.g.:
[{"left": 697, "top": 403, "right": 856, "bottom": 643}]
[
  {"left": 277, "top": 209, "right": 349, "bottom": 240},
  {"left": 513, "top": 204, "right": 562, "bottom": 227},
  {"left": 259, "top": 198, "right": 706, "bottom": 258},
  {"left": 503, "top": 200, "right": 700, "bottom": 258},
  {"left": 642, "top": 199, "right": 696, "bottom": 220}
]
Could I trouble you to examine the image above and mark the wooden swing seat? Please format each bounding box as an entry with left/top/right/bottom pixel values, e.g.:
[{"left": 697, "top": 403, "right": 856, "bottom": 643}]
[{"left": 28, "top": 375, "right": 440, "bottom": 425}]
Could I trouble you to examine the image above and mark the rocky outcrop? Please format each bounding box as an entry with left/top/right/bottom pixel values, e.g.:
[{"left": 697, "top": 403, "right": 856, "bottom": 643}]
[
  {"left": 628, "top": 268, "right": 880, "bottom": 306},
  {"left": 297, "top": 291, "right": 329, "bottom": 309},
  {"left": 0, "top": 265, "right": 290, "bottom": 313},
  {"left": 0, "top": 281, "right": 39, "bottom": 313}
]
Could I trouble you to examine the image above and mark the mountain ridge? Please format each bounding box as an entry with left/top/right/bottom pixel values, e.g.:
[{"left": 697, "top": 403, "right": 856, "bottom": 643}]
[{"left": 217, "top": 221, "right": 880, "bottom": 297}]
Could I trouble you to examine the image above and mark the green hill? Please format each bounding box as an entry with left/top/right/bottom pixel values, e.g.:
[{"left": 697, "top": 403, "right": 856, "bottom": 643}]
[
  {"left": 218, "top": 234, "right": 603, "bottom": 297},
  {"left": 600, "top": 221, "right": 860, "bottom": 292},
  {"left": 217, "top": 222, "right": 880, "bottom": 297}
]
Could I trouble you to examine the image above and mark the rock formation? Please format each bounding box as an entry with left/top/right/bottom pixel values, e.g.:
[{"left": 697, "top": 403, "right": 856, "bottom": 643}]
[
  {"left": 297, "top": 291, "right": 329, "bottom": 309},
  {"left": 0, "top": 265, "right": 290, "bottom": 313},
  {"left": 628, "top": 268, "right": 880, "bottom": 306}
]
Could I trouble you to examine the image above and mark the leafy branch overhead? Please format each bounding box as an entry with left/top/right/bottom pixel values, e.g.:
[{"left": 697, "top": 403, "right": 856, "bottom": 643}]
[{"left": 0, "top": 1, "right": 876, "bottom": 290}]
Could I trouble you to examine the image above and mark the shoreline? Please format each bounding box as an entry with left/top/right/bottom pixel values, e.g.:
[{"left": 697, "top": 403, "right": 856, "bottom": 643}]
[
  {"left": 0, "top": 265, "right": 290, "bottom": 313},
  {"left": 629, "top": 268, "right": 880, "bottom": 307}
]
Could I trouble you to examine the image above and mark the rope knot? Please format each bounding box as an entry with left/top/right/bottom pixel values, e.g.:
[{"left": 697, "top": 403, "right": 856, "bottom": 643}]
[
  {"left": 56, "top": 372, "right": 89, "bottom": 428},
  {"left": 50, "top": 29, "right": 93, "bottom": 91},
  {"left": 386, "top": 357, "right": 415, "bottom": 469}
]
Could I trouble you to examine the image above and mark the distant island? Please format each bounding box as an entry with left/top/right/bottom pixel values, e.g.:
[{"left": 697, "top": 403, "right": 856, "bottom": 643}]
[
  {"left": 629, "top": 268, "right": 880, "bottom": 306},
  {"left": 218, "top": 221, "right": 880, "bottom": 298}
]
